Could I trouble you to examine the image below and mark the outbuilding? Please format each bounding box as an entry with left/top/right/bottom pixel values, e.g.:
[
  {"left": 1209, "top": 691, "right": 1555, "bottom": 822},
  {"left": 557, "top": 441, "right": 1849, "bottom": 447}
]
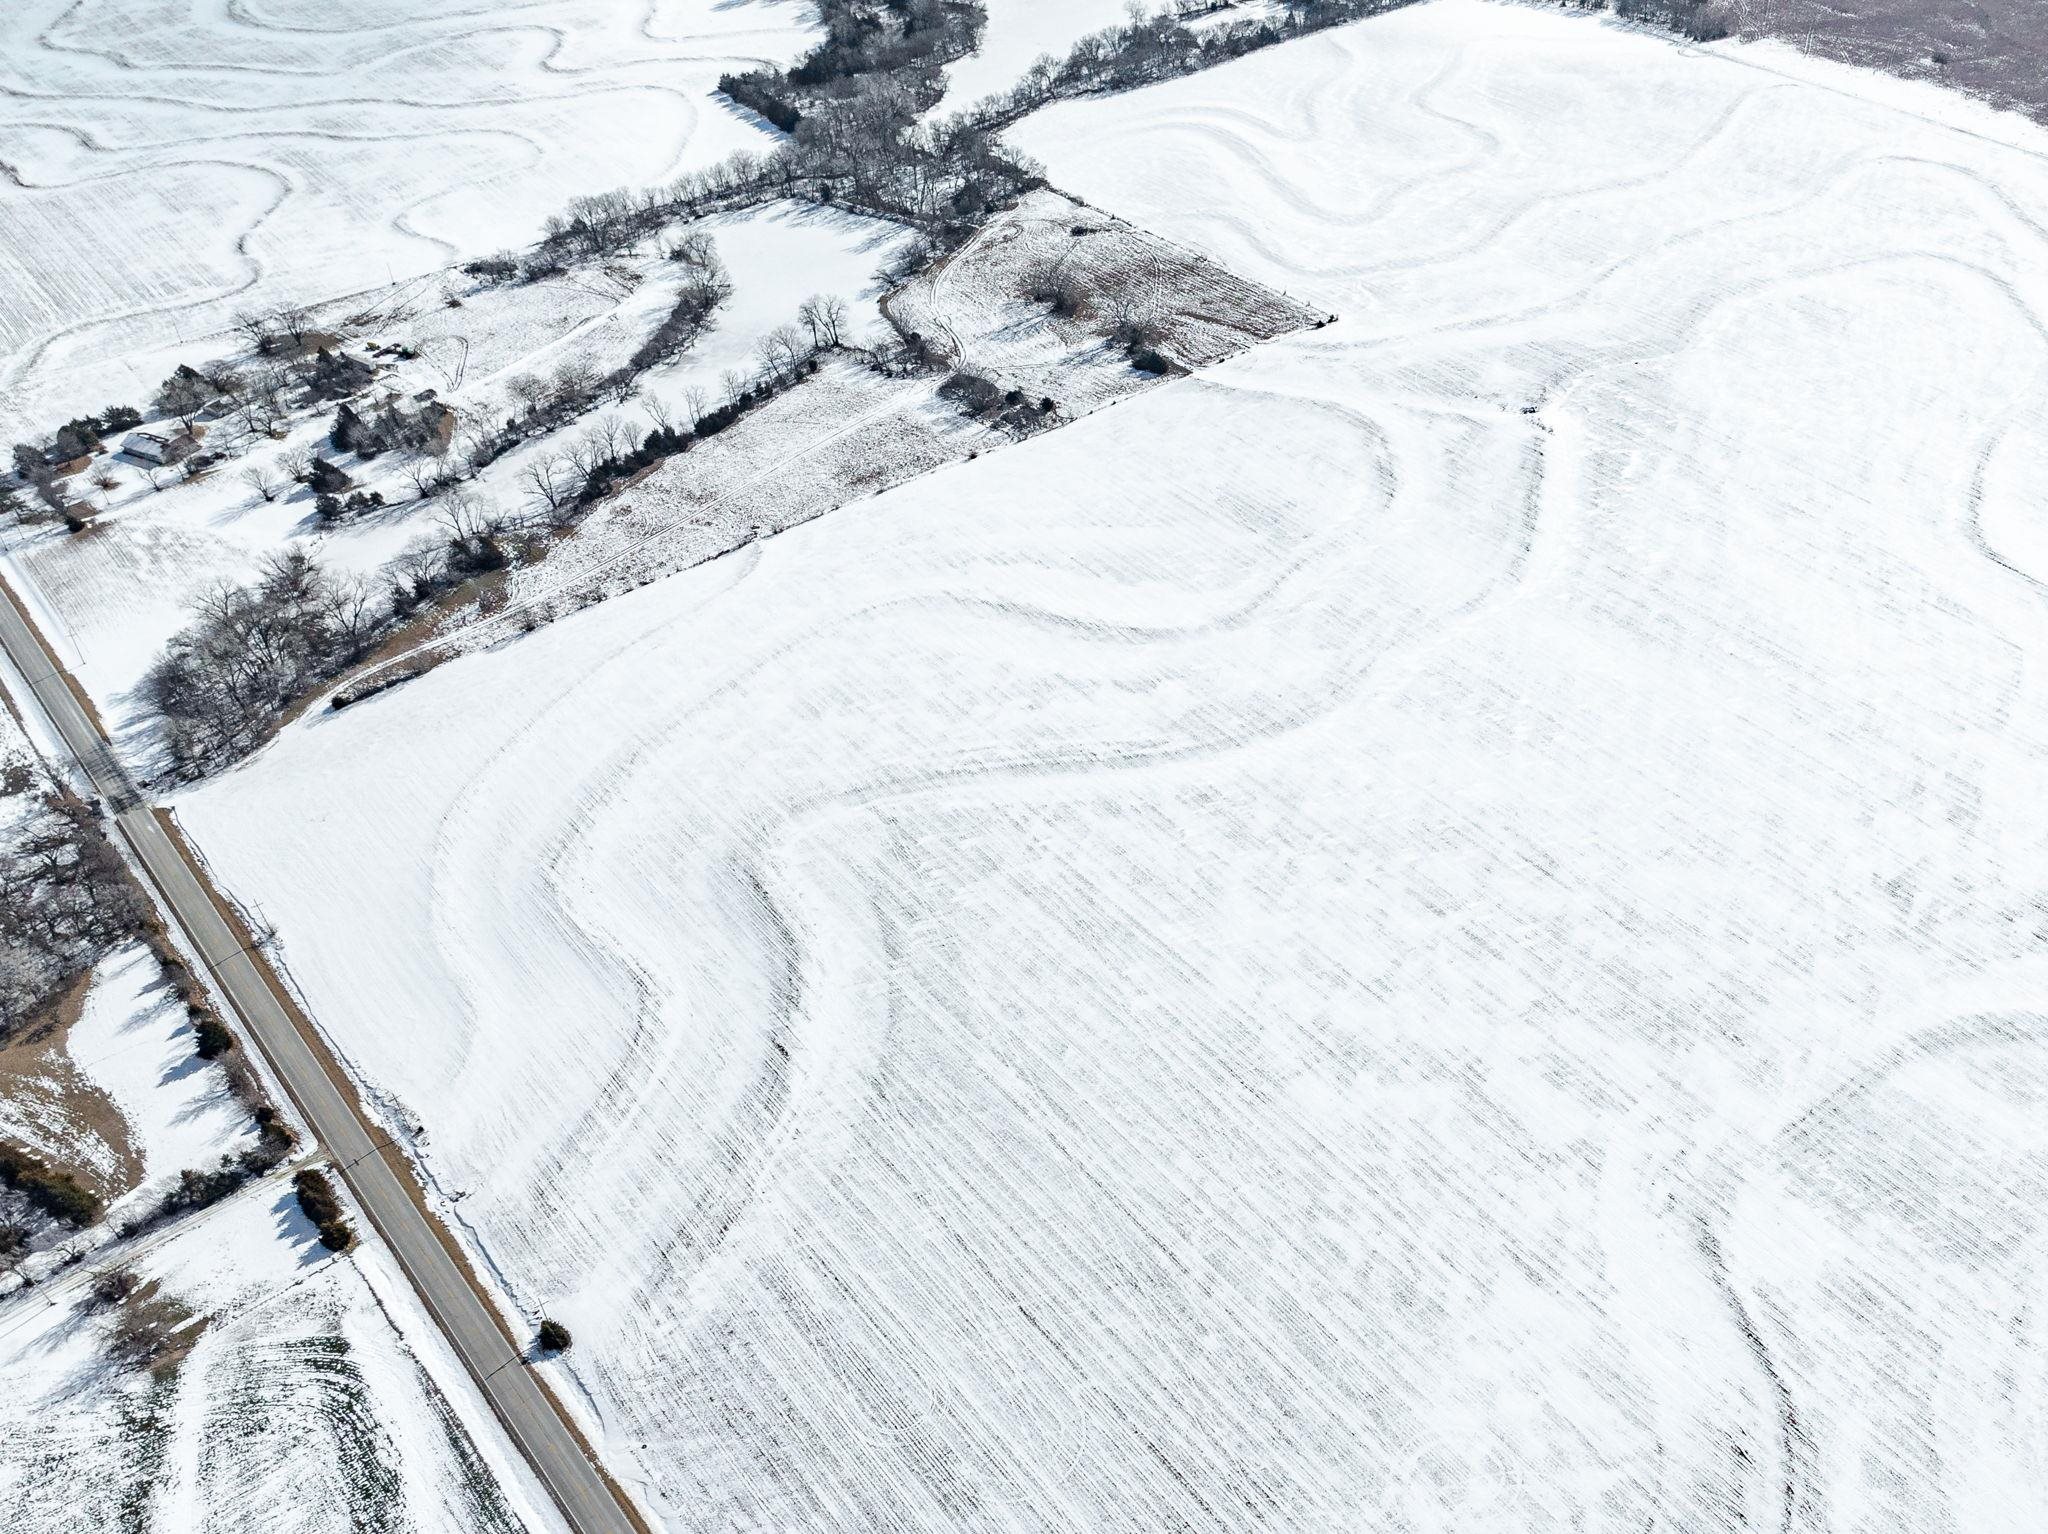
[{"left": 121, "top": 429, "right": 201, "bottom": 465}]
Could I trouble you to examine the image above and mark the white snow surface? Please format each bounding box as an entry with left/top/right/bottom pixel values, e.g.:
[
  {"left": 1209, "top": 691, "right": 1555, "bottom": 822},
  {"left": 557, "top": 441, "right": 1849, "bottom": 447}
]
[
  {"left": 72, "top": 942, "right": 261, "bottom": 1218},
  {"left": 181, "top": 1, "right": 2048, "bottom": 1529},
  {"left": 932, "top": 0, "right": 1133, "bottom": 117},
  {"left": 0, "top": 0, "right": 815, "bottom": 440}
]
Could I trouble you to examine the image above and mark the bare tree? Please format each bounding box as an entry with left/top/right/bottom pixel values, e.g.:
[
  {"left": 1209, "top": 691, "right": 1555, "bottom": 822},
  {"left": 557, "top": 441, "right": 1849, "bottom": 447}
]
[
  {"left": 680, "top": 385, "right": 708, "bottom": 428},
  {"left": 156, "top": 372, "right": 213, "bottom": 434},
  {"left": 239, "top": 466, "right": 280, "bottom": 504},
  {"left": 202, "top": 365, "right": 246, "bottom": 408},
  {"left": 720, "top": 369, "right": 748, "bottom": 408},
  {"left": 242, "top": 366, "right": 293, "bottom": 435},
  {"left": 231, "top": 309, "right": 273, "bottom": 353},
  {"left": 758, "top": 323, "right": 806, "bottom": 384},
  {"left": 437, "top": 488, "right": 501, "bottom": 544},
  {"left": 522, "top": 453, "right": 575, "bottom": 526},
  {"left": 564, "top": 430, "right": 606, "bottom": 486},
  {"left": 644, "top": 395, "right": 676, "bottom": 439},
  {"left": 275, "top": 300, "right": 315, "bottom": 350},
  {"left": 1024, "top": 251, "right": 1084, "bottom": 317},
  {"left": 670, "top": 230, "right": 721, "bottom": 275},
  {"left": 317, "top": 573, "right": 381, "bottom": 653},
  {"left": 454, "top": 424, "right": 492, "bottom": 481},
  {"left": 799, "top": 293, "right": 849, "bottom": 350},
  {"left": 593, "top": 413, "right": 633, "bottom": 464},
  {"left": 550, "top": 360, "right": 596, "bottom": 408},
  {"left": 281, "top": 446, "right": 316, "bottom": 483},
  {"left": 507, "top": 374, "right": 552, "bottom": 418},
  {"left": 385, "top": 534, "right": 446, "bottom": 596},
  {"left": 1103, "top": 291, "right": 1164, "bottom": 350}
]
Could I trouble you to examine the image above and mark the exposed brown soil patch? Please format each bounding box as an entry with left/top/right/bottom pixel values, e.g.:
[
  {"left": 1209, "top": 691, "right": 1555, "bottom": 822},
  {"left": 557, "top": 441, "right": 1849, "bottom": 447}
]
[{"left": 0, "top": 968, "right": 143, "bottom": 1207}]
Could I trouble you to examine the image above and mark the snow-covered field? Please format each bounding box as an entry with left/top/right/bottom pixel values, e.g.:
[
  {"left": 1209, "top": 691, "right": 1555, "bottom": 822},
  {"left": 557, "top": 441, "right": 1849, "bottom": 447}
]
[
  {"left": 0, "top": 0, "right": 814, "bottom": 440},
  {"left": 156, "top": 0, "right": 2048, "bottom": 1528},
  {"left": 0, "top": 1181, "right": 557, "bottom": 1534}
]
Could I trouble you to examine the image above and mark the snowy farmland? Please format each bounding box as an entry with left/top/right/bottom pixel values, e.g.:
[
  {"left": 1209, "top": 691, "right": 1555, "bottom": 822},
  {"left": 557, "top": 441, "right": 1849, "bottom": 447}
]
[
  {"left": 169, "top": 1, "right": 2048, "bottom": 1525},
  {"left": 0, "top": 1182, "right": 558, "bottom": 1534},
  {"left": 0, "top": 0, "right": 815, "bottom": 441}
]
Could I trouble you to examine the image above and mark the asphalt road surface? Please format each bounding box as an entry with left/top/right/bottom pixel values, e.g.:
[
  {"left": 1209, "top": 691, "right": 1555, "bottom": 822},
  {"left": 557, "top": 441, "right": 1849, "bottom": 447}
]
[{"left": 0, "top": 582, "right": 641, "bottom": 1534}]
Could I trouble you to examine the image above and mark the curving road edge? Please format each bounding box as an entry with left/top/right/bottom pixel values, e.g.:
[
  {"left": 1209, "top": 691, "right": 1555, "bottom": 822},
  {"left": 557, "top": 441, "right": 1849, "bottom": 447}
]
[{"left": 0, "top": 575, "right": 647, "bottom": 1534}]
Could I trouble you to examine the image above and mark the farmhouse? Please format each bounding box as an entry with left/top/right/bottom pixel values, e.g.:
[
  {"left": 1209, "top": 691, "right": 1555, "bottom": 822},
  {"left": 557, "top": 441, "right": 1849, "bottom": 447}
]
[
  {"left": 420, "top": 400, "right": 458, "bottom": 451},
  {"left": 308, "top": 346, "right": 377, "bottom": 401},
  {"left": 332, "top": 395, "right": 457, "bottom": 456},
  {"left": 121, "top": 429, "right": 201, "bottom": 466}
]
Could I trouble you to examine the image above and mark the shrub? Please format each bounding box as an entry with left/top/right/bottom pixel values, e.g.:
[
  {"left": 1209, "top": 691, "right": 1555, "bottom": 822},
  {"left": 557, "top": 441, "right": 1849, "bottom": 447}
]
[
  {"left": 1129, "top": 347, "right": 1172, "bottom": 375},
  {"left": 462, "top": 252, "right": 521, "bottom": 282},
  {"left": 192, "top": 1016, "right": 235, "bottom": 1060},
  {"left": 297, "top": 1168, "right": 359, "bottom": 1250},
  {"left": 162, "top": 1164, "right": 241, "bottom": 1215},
  {"left": 294, "top": 1168, "right": 343, "bottom": 1227},
  {"left": 1024, "top": 256, "right": 1083, "bottom": 316},
  {"left": 0, "top": 1139, "right": 103, "bottom": 1226},
  {"left": 939, "top": 371, "right": 1004, "bottom": 417},
  {"left": 91, "top": 1267, "right": 142, "bottom": 1308},
  {"left": 317, "top": 1219, "right": 356, "bottom": 1252},
  {"left": 537, "top": 1318, "right": 573, "bottom": 1353},
  {"left": 106, "top": 1286, "right": 202, "bottom": 1374}
]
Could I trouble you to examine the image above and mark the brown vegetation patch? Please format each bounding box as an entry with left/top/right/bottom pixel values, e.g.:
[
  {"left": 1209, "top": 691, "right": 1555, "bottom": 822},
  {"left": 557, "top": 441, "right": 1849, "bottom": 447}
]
[
  {"left": 100, "top": 1274, "right": 208, "bottom": 1377},
  {"left": 0, "top": 967, "right": 142, "bottom": 1210}
]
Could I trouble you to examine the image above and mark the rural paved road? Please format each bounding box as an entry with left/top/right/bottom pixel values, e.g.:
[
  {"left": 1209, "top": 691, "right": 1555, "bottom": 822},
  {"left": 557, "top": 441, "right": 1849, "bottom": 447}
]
[{"left": 0, "top": 580, "right": 643, "bottom": 1534}]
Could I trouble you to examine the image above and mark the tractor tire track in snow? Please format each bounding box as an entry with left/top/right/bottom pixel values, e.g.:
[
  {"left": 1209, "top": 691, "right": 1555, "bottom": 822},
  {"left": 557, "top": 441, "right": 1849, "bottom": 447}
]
[{"left": 124, "top": 2, "right": 2048, "bottom": 1527}]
